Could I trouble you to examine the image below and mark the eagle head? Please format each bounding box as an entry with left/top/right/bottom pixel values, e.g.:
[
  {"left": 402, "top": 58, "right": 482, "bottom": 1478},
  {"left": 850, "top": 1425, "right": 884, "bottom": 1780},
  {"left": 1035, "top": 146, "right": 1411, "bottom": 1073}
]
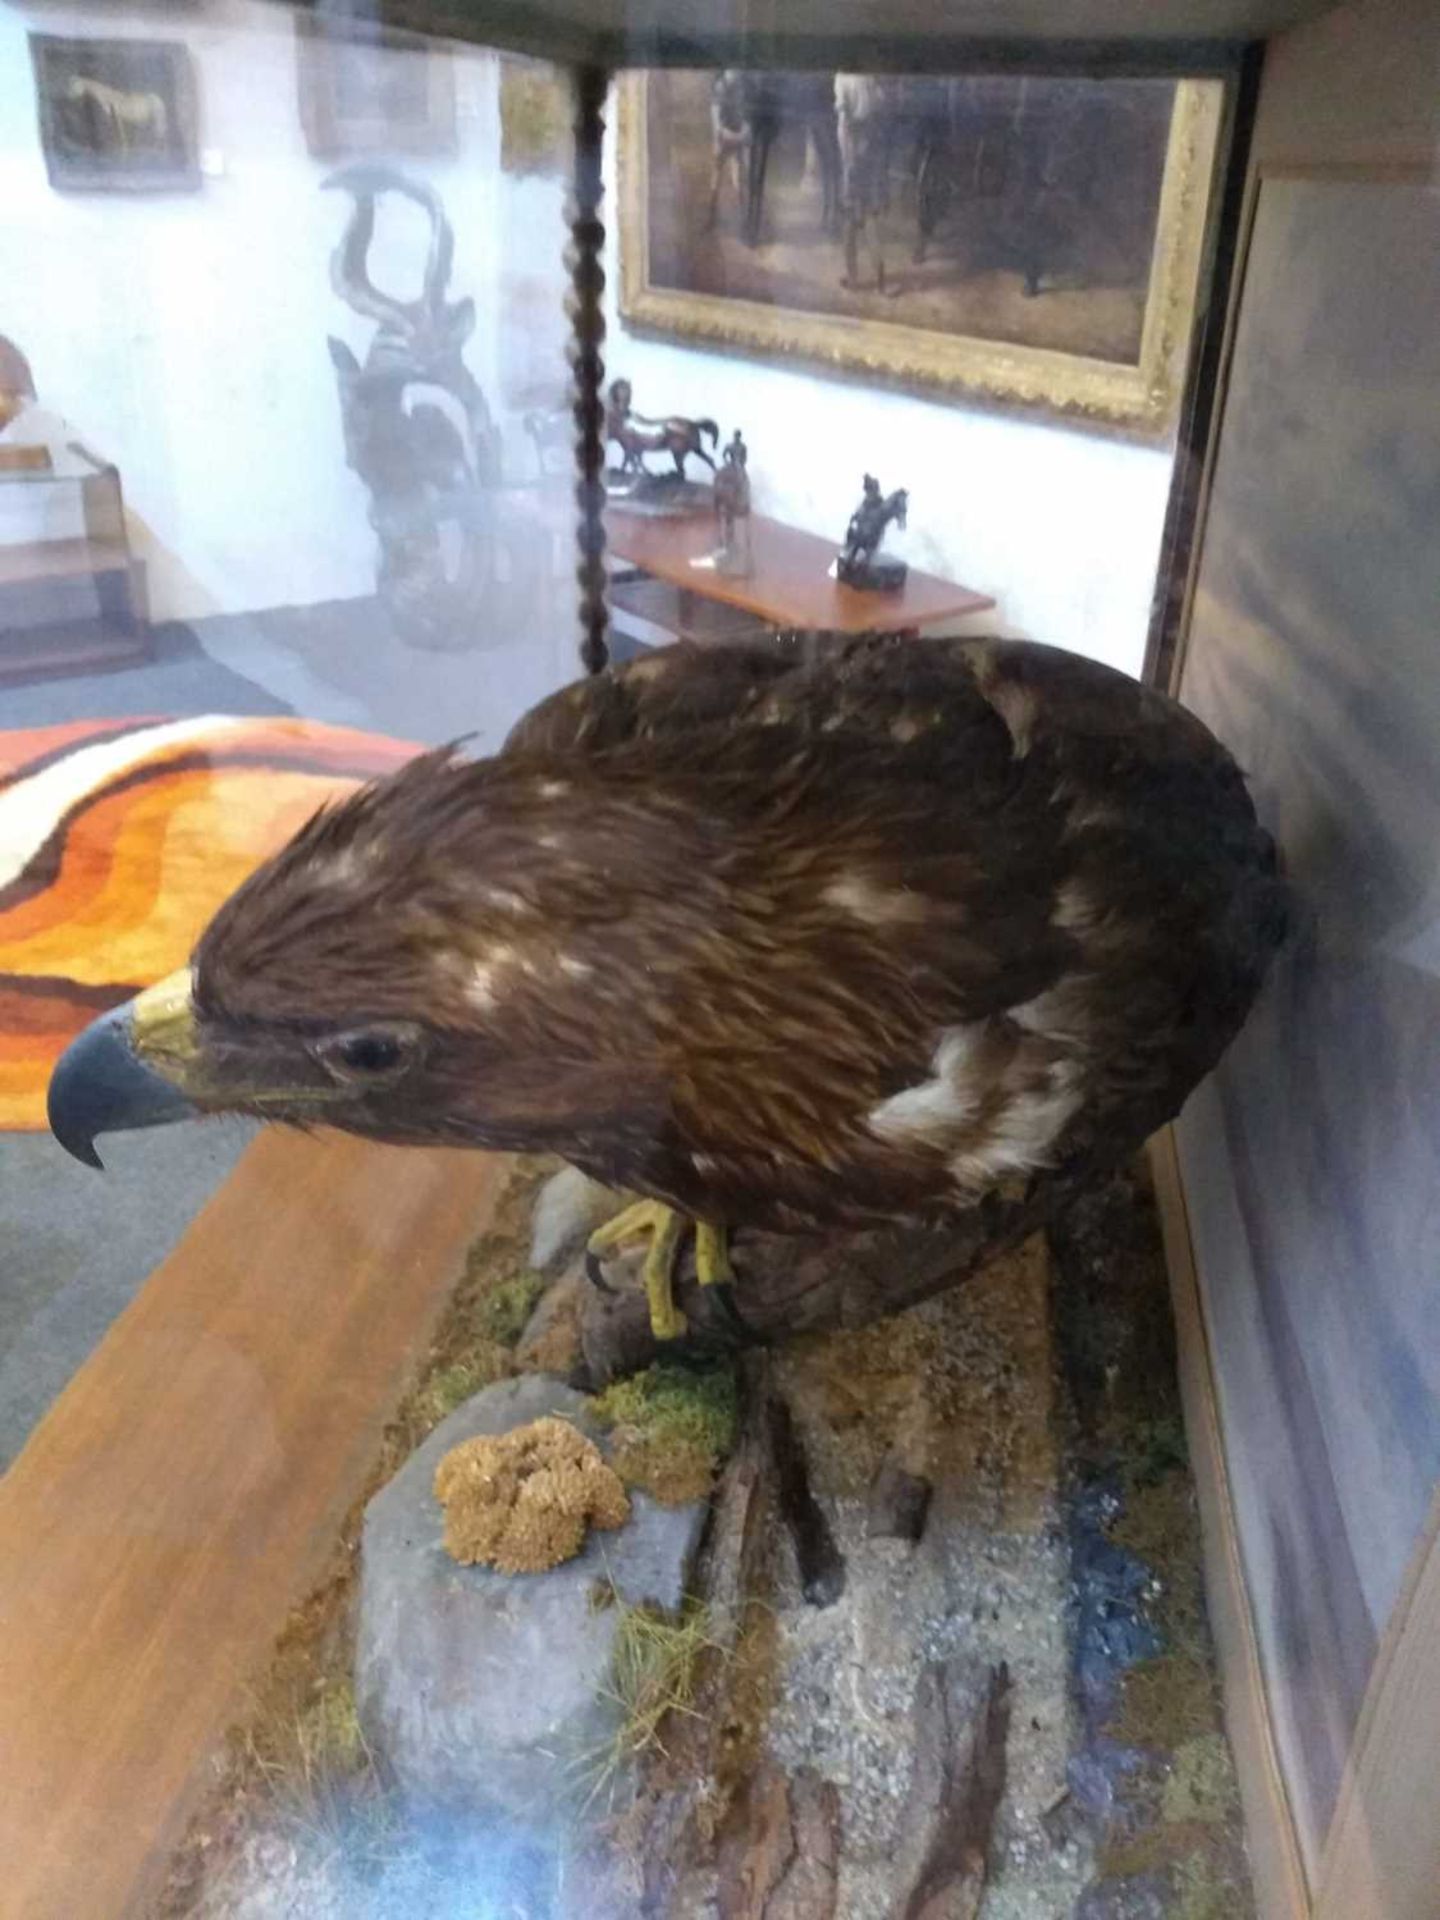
[{"left": 47, "top": 749, "right": 563, "bottom": 1166}]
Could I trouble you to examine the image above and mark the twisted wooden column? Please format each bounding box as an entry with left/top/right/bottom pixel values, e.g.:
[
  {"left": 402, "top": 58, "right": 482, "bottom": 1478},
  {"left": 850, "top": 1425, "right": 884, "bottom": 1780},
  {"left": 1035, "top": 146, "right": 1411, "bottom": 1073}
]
[{"left": 567, "top": 63, "right": 610, "bottom": 676}]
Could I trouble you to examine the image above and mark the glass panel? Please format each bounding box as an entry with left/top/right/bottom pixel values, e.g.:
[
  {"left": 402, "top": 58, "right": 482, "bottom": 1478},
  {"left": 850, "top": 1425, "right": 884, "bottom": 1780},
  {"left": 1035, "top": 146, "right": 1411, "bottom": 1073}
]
[{"left": 0, "top": 6, "right": 1297, "bottom": 1916}]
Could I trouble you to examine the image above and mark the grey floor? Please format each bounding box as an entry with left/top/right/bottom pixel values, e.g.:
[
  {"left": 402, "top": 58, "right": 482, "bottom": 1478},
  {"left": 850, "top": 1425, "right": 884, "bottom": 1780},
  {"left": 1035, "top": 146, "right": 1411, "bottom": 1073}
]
[{"left": 0, "top": 1122, "right": 257, "bottom": 1469}]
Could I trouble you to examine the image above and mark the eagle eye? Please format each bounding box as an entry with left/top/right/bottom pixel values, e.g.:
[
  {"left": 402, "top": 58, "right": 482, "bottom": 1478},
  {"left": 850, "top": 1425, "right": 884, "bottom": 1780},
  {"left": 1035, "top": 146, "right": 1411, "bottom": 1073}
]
[
  {"left": 341, "top": 1033, "right": 400, "bottom": 1072},
  {"left": 313, "top": 1023, "right": 421, "bottom": 1085}
]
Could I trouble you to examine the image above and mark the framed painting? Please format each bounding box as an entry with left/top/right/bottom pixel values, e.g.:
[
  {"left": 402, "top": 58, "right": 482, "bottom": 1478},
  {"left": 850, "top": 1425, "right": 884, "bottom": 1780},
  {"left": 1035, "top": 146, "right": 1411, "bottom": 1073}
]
[
  {"left": 499, "top": 55, "right": 572, "bottom": 179},
  {"left": 29, "top": 35, "right": 200, "bottom": 192},
  {"left": 295, "top": 16, "right": 455, "bottom": 161},
  {"left": 618, "top": 72, "right": 1225, "bottom": 435}
]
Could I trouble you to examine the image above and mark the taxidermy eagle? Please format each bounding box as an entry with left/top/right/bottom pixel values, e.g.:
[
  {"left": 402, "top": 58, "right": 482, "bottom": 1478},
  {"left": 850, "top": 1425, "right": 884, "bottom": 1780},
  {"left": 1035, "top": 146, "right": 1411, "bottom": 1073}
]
[{"left": 48, "top": 638, "right": 1284, "bottom": 1341}]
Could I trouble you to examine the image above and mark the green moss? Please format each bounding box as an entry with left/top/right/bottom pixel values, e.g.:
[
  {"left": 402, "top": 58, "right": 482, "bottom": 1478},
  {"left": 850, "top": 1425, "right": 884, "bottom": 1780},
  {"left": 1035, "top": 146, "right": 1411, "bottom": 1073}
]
[
  {"left": 1163, "top": 1734, "right": 1240, "bottom": 1826},
  {"left": 589, "top": 1362, "right": 738, "bottom": 1506},
  {"left": 1109, "top": 1653, "right": 1219, "bottom": 1751},
  {"left": 1107, "top": 1474, "right": 1210, "bottom": 1665},
  {"left": 1172, "top": 1850, "right": 1245, "bottom": 1920},
  {"left": 477, "top": 1269, "right": 545, "bottom": 1347},
  {"left": 1123, "top": 1413, "right": 1190, "bottom": 1489},
  {"left": 1098, "top": 1832, "right": 1244, "bottom": 1920},
  {"left": 408, "top": 1351, "right": 510, "bottom": 1434},
  {"left": 1098, "top": 1821, "right": 1205, "bottom": 1881}
]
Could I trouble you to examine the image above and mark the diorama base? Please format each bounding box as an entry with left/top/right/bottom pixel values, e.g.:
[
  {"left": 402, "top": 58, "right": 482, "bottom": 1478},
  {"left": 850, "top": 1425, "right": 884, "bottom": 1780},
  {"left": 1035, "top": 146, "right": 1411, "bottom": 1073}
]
[
  {"left": 156, "top": 1157, "right": 1255, "bottom": 1920},
  {"left": 604, "top": 469, "right": 714, "bottom": 518},
  {"left": 834, "top": 555, "right": 909, "bottom": 593}
]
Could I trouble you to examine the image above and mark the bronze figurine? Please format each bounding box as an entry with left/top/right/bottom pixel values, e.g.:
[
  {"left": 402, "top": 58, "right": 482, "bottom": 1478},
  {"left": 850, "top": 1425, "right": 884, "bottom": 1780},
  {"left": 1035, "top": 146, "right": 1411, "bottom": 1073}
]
[
  {"left": 710, "top": 429, "right": 753, "bottom": 576},
  {"left": 836, "top": 474, "right": 909, "bottom": 591},
  {"left": 605, "top": 377, "right": 719, "bottom": 482}
]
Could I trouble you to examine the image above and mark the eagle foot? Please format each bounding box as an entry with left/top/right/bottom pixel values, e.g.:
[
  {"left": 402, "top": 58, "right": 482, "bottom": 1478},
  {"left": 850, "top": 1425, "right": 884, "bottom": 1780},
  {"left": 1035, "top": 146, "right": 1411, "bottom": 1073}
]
[{"left": 585, "top": 1201, "right": 734, "bottom": 1342}]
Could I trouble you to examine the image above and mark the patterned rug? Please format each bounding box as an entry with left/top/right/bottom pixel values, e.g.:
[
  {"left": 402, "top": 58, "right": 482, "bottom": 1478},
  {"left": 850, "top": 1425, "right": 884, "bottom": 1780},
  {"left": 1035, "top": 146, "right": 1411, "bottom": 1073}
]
[{"left": 0, "top": 716, "right": 416, "bottom": 1131}]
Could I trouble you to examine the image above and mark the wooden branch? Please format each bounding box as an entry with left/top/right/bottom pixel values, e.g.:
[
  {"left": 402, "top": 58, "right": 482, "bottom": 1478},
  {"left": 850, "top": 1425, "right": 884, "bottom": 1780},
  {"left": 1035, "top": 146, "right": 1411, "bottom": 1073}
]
[
  {"left": 717, "top": 1763, "right": 842, "bottom": 1920},
  {"left": 890, "top": 1660, "right": 1012, "bottom": 1920},
  {"left": 768, "top": 1392, "right": 846, "bottom": 1607}
]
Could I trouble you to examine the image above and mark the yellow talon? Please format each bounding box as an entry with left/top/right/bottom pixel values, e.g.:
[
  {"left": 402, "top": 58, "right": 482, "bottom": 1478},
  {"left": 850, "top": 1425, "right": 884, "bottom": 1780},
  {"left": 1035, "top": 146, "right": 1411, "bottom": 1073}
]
[
  {"left": 695, "top": 1221, "right": 733, "bottom": 1288},
  {"left": 587, "top": 1199, "right": 689, "bottom": 1340},
  {"left": 586, "top": 1205, "right": 737, "bottom": 1340}
]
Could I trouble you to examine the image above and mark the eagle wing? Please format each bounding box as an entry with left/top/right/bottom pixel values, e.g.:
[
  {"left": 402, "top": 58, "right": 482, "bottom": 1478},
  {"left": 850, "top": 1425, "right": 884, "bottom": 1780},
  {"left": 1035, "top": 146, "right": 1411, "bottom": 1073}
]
[{"left": 497, "top": 640, "right": 1279, "bottom": 1232}]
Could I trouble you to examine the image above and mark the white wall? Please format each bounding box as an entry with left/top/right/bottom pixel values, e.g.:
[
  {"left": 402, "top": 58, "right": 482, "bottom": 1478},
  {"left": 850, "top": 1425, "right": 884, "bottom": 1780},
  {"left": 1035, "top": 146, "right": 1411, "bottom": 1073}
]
[
  {"left": 0, "top": 0, "right": 551, "bottom": 624},
  {"left": 0, "top": 5, "right": 1176, "bottom": 678},
  {"left": 601, "top": 113, "right": 1174, "bottom": 677}
]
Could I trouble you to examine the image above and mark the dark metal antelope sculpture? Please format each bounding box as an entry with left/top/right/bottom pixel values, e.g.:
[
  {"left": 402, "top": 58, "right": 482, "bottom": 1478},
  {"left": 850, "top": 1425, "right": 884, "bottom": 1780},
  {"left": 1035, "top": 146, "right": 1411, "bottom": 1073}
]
[{"left": 323, "top": 163, "right": 500, "bottom": 649}]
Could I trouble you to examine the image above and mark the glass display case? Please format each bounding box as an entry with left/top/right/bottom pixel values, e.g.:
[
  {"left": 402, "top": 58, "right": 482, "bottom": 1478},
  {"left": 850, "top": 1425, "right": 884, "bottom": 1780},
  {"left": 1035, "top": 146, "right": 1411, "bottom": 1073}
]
[{"left": 1, "top": 3, "right": 1436, "bottom": 1918}]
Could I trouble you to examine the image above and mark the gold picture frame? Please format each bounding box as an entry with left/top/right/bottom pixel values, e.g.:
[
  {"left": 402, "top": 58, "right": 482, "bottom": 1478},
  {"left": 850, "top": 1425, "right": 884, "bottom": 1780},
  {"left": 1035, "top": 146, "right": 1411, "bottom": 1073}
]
[{"left": 618, "top": 73, "right": 1224, "bottom": 437}]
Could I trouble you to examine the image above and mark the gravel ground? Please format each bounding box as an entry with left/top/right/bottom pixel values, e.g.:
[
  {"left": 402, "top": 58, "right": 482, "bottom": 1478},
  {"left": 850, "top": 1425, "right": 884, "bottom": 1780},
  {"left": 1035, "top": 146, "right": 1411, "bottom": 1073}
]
[{"left": 764, "top": 1239, "right": 1094, "bottom": 1920}]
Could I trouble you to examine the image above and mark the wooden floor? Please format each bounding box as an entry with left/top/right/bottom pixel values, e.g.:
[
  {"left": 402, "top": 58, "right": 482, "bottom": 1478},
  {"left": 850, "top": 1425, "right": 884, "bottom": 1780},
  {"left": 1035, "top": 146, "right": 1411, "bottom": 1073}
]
[{"left": 0, "top": 1129, "right": 505, "bottom": 1920}]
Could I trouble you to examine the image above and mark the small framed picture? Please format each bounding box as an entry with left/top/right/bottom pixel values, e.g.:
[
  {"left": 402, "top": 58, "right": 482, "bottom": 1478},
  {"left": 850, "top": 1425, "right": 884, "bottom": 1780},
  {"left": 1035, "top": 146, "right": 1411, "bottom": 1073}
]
[
  {"left": 30, "top": 35, "right": 200, "bottom": 192},
  {"left": 295, "top": 16, "right": 456, "bottom": 161}
]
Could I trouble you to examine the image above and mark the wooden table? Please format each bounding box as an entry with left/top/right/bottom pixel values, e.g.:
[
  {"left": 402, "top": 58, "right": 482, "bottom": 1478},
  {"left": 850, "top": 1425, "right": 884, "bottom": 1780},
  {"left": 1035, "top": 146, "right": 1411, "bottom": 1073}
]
[
  {"left": 0, "top": 1132, "right": 506, "bottom": 1919},
  {"left": 605, "top": 503, "right": 993, "bottom": 643}
]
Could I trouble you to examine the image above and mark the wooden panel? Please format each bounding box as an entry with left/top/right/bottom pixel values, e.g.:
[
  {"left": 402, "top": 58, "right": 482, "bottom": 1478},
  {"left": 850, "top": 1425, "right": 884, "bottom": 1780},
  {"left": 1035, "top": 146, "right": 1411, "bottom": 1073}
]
[
  {"left": 1150, "top": 1131, "right": 1310, "bottom": 1920},
  {"left": 1173, "top": 166, "right": 1440, "bottom": 1865},
  {"left": 606, "top": 504, "right": 994, "bottom": 633},
  {"left": 1315, "top": 1487, "right": 1440, "bottom": 1920},
  {"left": 1248, "top": 0, "right": 1440, "bottom": 169},
  {"left": 0, "top": 1129, "right": 505, "bottom": 1920},
  {"left": 1176, "top": 168, "right": 1440, "bottom": 1853}
]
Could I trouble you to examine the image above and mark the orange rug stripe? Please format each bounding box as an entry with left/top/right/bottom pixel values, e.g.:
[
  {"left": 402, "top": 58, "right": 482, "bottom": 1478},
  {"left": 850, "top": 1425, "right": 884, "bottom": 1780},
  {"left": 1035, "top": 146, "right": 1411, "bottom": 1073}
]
[{"left": 0, "top": 716, "right": 418, "bottom": 1130}]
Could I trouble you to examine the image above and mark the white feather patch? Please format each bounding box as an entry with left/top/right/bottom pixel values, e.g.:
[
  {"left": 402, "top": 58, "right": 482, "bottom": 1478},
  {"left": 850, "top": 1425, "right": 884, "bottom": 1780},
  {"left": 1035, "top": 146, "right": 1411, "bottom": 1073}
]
[
  {"left": 468, "top": 942, "right": 517, "bottom": 1010},
  {"left": 1053, "top": 879, "right": 1101, "bottom": 934},
  {"left": 479, "top": 884, "right": 528, "bottom": 914},
  {"left": 1010, "top": 978, "right": 1092, "bottom": 1047},
  {"left": 824, "top": 873, "right": 927, "bottom": 927},
  {"left": 866, "top": 1024, "right": 987, "bottom": 1145},
  {"left": 949, "top": 1071, "right": 1083, "bottom": 1189}
]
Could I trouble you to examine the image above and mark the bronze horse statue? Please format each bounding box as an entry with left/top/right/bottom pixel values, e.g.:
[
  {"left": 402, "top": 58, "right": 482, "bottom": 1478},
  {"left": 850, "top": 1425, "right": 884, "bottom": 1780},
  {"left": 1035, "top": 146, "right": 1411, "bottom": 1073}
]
[
  {"left": 836, "top": 475, "right": 909, "bottom": 590},
  {"left": 606, "top": 378, "right": 719, "bottom": 481}
]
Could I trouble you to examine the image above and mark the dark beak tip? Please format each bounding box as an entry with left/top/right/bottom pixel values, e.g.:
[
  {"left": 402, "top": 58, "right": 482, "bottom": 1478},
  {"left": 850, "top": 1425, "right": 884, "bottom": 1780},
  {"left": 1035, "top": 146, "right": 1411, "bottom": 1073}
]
[
  {"left": 46, "top": 1057, "right": 107, "bottom": 1169},
  {"left": 47, "top": 1003, "right": 196, "bottom": 1168},
  {"left": 56, "top": 1130, "right": 105, "bottom": 1171}
]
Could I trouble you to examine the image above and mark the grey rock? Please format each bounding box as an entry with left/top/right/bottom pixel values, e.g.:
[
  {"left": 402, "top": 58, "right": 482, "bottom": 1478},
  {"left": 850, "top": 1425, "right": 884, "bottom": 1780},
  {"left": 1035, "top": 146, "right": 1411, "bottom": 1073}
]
[
  {"left": 529, "top": 1165, "right": 625, "bottom": 1273},
  {"left": 355, "top": 1374, "right": 708, "bottom": 1820}
]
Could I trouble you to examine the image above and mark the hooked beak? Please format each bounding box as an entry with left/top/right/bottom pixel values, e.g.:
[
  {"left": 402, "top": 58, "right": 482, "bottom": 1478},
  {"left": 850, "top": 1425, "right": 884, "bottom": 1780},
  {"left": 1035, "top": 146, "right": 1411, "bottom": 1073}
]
[{"left": 48, "top": 969, "right": 200, "bottom": 1169}]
